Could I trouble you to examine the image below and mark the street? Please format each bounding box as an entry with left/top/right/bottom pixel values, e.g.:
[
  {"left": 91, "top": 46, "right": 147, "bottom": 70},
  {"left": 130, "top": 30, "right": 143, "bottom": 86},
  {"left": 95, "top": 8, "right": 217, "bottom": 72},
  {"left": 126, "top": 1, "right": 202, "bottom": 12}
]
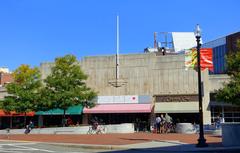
[
  {"left": 0, "top": 141, "right": 104, "bottom": 153},
  {"left": 1, "top": 141, "right": 240, "bottom": 153}
]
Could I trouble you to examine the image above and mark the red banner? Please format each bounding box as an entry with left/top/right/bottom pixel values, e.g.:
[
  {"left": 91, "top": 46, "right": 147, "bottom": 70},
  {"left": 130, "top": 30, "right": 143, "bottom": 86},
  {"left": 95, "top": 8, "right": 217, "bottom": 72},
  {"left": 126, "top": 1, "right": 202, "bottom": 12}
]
[{"left": 200, "top": 48, "right": 214, "bottom": 71}]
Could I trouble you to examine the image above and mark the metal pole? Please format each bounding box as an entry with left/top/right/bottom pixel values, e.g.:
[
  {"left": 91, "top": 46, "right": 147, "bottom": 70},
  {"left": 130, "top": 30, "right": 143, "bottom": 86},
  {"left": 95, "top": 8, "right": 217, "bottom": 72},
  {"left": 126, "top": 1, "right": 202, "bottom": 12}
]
[
  {"left": 196, "top": 35, "right": 208, "bottom": 147},
  {"left": 116, "top": 15, "right": 119, "bottom": 80}
]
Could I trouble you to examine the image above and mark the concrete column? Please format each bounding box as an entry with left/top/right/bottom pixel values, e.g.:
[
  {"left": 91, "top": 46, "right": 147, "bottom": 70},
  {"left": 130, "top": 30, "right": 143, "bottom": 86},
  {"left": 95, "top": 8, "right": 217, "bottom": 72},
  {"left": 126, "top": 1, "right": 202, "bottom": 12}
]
[
  {"left": 150, "top": 108, "right": 156, "bottom": 131},
  {"left": 202, "top": 69, "right": 211, "bottom": 125}
]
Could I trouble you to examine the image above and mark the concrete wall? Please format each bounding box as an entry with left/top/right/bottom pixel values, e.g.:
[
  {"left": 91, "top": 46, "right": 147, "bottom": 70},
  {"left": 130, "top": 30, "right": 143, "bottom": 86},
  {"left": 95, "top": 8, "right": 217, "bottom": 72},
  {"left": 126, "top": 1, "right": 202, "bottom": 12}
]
[
  {"left": 79, "top": 53, "right": 199, "bottom": 96},
  {"left": 209, "top": 74, "right": 230, "bottom": 92},
  {"left": 40, "top": 53, "right": 200, "bottom": 95}
]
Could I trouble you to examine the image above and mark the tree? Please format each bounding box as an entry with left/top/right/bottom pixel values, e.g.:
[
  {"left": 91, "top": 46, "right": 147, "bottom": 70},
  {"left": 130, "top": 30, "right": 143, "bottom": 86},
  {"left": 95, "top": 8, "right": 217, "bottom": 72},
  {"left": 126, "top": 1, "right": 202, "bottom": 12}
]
[
  {"left": 42, "top": 54, "right": 97, "bottom": 126},
  {"left": 0, "top": 64, "right": 42, "bottom": 126},
  {"left": 216, "top": 40, "right": 240, "bottom": 105}
]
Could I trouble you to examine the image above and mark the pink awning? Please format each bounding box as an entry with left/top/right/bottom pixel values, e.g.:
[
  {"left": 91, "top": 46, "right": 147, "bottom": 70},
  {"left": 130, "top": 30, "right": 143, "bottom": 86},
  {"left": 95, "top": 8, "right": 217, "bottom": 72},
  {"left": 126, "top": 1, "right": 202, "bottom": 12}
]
[{"left": 83, "top": 104, "right": 152, "bottom": 114}]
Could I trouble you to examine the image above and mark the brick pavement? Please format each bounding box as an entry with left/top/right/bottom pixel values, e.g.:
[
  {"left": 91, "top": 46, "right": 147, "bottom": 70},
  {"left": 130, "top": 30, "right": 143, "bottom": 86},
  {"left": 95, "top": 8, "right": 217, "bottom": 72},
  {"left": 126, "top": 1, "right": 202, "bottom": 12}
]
[{"left": 0, "top": 133, "right": 222, "bottom": 146}]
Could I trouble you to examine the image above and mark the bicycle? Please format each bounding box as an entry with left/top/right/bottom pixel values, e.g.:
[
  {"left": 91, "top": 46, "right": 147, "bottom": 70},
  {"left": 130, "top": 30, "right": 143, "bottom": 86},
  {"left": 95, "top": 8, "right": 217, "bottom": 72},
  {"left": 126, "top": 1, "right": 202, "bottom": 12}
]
[
  {"left": 164, "top": 122, "right": 175, "bottom": 133},
  {"left": 87, "top": 123, "right": 106, "bottom": 134},
  {"left": 87, "top": 118, "right": 106, "bottom": 134}
]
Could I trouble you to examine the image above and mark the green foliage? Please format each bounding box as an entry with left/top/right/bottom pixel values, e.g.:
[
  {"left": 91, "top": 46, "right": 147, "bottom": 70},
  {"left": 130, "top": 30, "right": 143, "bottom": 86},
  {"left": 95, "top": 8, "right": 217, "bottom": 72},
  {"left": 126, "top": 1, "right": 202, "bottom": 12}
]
[
  {"left": 41, "top": 54, "right": 97, "bottom": 112},
  {"left": 0, "top": 64, "right": 42, "bottom": 127},
  {"left": 0, "top": 65, "right": 42, "bottom": 114},
  {"left": 216, "top": 40, "right": 240, "bottom": 105}
]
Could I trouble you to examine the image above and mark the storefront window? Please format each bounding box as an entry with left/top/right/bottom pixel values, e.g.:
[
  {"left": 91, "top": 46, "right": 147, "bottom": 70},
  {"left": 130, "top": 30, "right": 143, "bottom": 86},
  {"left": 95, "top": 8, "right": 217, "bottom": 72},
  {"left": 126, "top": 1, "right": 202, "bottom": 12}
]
[{"left": 211, "top": 105, "right": 240, "bottom": 123}]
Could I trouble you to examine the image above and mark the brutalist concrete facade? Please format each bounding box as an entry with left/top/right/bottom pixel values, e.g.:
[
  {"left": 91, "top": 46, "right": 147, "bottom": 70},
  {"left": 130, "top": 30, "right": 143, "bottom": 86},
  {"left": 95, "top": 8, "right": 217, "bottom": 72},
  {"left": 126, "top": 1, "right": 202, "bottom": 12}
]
[{"left": 40, "top": 53, "right": 229, "bottom": 124}]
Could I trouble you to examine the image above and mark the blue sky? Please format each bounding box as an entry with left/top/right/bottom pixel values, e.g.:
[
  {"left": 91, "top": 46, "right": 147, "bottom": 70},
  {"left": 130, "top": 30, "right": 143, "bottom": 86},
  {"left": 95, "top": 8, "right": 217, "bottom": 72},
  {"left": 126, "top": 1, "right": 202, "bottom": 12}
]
[{"left": 0, "top": 0, "right": 239, "bottom": 70}]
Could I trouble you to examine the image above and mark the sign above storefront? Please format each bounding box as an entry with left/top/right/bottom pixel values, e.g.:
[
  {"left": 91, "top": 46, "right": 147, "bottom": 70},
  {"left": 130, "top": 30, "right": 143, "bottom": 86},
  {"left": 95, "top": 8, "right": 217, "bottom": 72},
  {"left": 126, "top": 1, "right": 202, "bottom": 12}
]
[
  {"left": 154, "top": 94, "right": 198, "bottom": 103},
  {"left": 97, "top": 95, "right": 151, "bottom": 104}
]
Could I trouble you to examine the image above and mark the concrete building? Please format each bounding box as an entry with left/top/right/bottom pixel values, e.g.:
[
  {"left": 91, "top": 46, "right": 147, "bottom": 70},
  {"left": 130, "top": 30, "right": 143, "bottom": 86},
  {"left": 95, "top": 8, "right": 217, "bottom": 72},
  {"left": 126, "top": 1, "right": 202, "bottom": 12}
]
[
  {"left": 40, "top": 52, "right": 230, "bottom": 127},
  {"left": 203, "top": 31, "right": 240, "bottom": 123}
]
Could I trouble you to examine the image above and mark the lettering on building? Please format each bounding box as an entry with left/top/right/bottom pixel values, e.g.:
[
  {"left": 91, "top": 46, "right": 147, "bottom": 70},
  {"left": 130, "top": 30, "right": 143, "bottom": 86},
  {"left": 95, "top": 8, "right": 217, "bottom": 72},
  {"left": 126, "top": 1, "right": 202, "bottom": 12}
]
[{"left": 154, "top": 94, "right": 198, "bottom": 102}]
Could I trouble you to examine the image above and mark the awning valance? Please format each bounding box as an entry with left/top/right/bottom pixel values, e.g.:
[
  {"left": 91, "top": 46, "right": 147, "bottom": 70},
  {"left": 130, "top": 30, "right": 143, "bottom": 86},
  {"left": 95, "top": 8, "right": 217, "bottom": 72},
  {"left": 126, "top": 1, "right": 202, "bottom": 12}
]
[
  {"left": 0, "top": 110, "right": 35, "bottom": 117},
  {"left": 83, "top": 104, "right": 152, "bottom": 114},
  {"left": 35, "top": 105, "right": 83, "bottom": 115},
  {"left": 154, "top": 102, "right": 199, "bottom": 113}
]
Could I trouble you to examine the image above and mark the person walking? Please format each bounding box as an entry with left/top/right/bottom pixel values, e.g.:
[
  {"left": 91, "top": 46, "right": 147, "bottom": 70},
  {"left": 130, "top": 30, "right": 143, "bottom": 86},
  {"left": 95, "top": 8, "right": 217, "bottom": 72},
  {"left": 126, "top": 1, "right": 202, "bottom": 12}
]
[
  {"left": 160, "top": 114, "right": 166, "bottom": 133},
  {"left": 155, "top": 115, "right": 161, "bottom": 134},
  {"left": 165, "top": 113, "right": 173, "bottom": 133}
]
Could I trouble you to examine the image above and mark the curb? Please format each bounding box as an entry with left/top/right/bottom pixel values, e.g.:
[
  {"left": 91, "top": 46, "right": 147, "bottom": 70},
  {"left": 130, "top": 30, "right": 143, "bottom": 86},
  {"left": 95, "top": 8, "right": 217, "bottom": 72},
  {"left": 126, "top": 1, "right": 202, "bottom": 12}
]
[
  {"left": 0, "top": 139, "right": 127, "bottom": 150},
  {"left": 46, "top": 142, "right": 127, "bottom": 150},
  {"left": 45, "top": 141, "right": 240, "bottom": 152},
  {"left": 38, "top": 141, "right": 240, "bottom": 152}
]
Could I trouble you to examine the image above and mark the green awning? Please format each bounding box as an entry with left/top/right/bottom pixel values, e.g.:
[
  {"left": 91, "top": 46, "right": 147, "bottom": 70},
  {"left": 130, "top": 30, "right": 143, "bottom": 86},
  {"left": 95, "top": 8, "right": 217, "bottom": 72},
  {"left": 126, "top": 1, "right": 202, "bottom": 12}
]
[{"left": 35, "top": 105, "right": 83, "bottom": 115}]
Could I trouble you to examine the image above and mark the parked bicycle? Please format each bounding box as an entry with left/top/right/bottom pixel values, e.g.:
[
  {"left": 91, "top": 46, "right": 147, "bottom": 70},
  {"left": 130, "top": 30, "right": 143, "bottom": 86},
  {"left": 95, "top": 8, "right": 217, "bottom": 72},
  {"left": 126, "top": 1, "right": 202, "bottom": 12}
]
[
  {"left": 164, "top": 122, "right": 175, "bottom": 133},
  {"left": 87, "top": 117, "right": 106, "bottom": 134}
]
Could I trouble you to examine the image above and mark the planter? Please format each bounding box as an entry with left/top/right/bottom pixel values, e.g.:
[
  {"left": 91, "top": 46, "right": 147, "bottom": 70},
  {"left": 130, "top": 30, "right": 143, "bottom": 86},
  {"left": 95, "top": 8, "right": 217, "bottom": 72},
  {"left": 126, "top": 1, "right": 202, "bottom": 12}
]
[
  {"left": 175, "top": 123, "right": 196, "bottom": 134},
  {"left": 0, "top": 123, "right": 135, "bottom": 134},
  {"left": 222, "top": 123, "right": 240, "bottom": 146}
]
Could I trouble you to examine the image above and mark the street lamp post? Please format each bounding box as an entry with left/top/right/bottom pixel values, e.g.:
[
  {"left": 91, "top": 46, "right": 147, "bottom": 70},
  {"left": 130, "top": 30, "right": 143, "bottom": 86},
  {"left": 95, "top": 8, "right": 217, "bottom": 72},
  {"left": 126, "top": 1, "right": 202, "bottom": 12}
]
[{"left": 195, "top": 24, "right": 208, "bottom": 147}]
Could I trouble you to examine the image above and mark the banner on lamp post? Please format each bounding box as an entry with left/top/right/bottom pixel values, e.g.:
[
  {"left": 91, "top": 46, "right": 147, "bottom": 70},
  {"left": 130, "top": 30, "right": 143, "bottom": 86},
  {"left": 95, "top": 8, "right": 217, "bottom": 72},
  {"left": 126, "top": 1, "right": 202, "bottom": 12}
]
[{"left": 185, "top": 48, "right": 213, "bottom": 71}]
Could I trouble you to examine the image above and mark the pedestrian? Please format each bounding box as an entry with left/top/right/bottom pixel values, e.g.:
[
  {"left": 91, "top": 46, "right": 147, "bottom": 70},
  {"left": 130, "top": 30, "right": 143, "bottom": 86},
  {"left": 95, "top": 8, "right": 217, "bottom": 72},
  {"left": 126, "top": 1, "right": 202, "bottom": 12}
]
[
  {"left": 67, "top": 117, "right": 73, "bottom": 126},
  {"left": 165, "top": 113, "right": 173, "bottom": 133},
  {"left": 165, "top": 113, "right": 172, "bottom": 123},
  {"left": 160, "top": 114, "right": 166, "bottom": 133},
  {"left": 215, "top": 114, "right": 224, "bottom": 129},
  {"left": 24, "top": 120, "right": 34, "bottom": 134},
  {"left": 155, "top": 115, "right": 161, "bottom": 134},
  {"left": 135, "top": 118, "right": 140, "bottom": 132}
]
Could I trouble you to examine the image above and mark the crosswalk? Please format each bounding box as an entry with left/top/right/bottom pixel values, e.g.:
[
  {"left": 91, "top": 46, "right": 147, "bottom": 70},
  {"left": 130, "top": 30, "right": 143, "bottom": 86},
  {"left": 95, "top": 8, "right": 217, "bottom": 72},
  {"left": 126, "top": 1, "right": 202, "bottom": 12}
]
[
  {"left": 0, "top": 142, "right": 54, "bottom": 153},
  {"left": 0, "top": 142, "right": 91, "bottom": 153}
]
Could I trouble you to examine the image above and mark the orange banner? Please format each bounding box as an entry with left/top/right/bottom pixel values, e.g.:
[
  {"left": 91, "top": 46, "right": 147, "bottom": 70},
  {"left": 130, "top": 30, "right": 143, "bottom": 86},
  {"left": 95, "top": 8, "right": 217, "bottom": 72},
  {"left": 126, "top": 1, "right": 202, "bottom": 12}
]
[{"left": 200, "top": 48, "right": 214, "bottom": 71}]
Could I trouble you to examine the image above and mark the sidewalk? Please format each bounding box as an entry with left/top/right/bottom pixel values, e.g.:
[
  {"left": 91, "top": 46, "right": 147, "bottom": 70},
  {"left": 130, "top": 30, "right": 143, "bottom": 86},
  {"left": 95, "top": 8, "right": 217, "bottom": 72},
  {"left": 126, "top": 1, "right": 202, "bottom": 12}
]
[
  {"left": 0, "top": 133, "right": 221, "bottom": 145},
  {"left": 0, "top": 133, "right": 230, "bottom": 151}
]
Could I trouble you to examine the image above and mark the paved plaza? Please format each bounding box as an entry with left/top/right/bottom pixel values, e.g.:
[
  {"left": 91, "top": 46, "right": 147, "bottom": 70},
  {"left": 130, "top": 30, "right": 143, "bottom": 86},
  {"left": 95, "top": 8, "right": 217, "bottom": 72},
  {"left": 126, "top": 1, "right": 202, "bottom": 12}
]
[
  {"left": 1, "top": 132, "right": 238, "bottom": 153},
  {"left": 0, "top": 133, "right": 221, "bottom": 145}
]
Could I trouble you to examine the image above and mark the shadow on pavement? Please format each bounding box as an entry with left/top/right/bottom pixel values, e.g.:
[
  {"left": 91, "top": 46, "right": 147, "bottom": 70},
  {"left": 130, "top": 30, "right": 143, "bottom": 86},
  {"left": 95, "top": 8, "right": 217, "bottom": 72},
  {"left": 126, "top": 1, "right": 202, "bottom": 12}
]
[{"left": 98, "top": 142, "right": 240, "bottom": 153}]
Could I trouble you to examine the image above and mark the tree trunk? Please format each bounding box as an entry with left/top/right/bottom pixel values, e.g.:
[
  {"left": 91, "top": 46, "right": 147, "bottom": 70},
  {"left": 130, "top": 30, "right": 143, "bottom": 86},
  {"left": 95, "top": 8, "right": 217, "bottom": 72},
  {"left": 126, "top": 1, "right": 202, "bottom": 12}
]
[{"left": 62, "top": 109, "right": 66, "bottom": 127}]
